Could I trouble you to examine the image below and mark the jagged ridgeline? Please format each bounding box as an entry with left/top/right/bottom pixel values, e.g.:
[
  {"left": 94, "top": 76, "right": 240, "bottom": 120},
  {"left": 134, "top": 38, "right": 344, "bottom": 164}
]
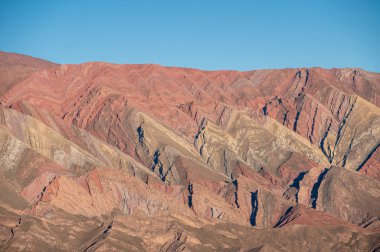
[{"left": 0, "top": 51, "right": 379, "bottom": 251}]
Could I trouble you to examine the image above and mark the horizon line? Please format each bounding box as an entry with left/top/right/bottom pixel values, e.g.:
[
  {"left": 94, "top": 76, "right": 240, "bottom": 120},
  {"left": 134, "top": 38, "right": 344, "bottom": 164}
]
[{"left": 2, "top": 50, "right": 379, "bottom": 74}]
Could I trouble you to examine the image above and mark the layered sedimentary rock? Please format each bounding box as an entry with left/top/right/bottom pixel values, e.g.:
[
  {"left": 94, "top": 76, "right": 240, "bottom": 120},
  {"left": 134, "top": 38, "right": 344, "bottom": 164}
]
[
  {"left": 0, "top": 52, "right": 379, "bottom": 251},
  {"left": 0, "top": 51, "right": 56, "bottom": 97}
]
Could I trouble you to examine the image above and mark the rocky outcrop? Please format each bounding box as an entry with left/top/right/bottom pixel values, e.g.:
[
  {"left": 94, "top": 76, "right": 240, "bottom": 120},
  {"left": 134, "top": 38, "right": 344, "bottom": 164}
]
[{"left": 315, "top": 166, "right": 380, "bottom": 230}]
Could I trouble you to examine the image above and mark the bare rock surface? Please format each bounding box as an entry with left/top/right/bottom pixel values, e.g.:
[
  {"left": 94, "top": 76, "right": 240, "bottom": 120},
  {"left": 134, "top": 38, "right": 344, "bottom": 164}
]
[{"left": 0, "top": 52, "right": 379, "bottom": 251}]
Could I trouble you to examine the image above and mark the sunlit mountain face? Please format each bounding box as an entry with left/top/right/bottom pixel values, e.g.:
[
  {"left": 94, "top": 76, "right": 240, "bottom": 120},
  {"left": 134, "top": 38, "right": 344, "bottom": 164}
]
[{"left": 0, "top": 51, "right": 379, "bottom": 251}]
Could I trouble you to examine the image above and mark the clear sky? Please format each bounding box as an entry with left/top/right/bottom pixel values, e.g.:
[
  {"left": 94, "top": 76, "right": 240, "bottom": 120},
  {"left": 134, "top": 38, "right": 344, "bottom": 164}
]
[{"left": 1, "top": 0, "right": 379, "bottom": 72}]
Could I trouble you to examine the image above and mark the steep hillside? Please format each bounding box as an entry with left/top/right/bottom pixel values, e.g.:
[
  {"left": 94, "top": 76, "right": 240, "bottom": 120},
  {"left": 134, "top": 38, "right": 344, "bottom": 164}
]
[{"left": 0, "top": 51, "right": 57, "bottom": 97}]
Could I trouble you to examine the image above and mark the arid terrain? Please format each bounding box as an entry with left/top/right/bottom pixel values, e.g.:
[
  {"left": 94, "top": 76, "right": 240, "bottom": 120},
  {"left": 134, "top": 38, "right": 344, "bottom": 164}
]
[{"left": 0, "top": 51, "right": 379, "bottom": 251}]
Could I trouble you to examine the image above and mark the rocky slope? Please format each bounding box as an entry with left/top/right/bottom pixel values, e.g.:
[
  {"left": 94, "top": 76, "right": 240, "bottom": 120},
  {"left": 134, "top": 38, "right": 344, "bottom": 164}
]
[
  {"left": 0, "top": 51, "right": 56, "bottom": 97},
  {"left": 0, "top": 52, "right": 379, "bottom": 251}
]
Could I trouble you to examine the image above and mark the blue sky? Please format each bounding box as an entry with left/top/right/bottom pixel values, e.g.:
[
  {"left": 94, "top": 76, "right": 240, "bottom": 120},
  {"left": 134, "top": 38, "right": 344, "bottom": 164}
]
[{"left": 1, "top": 0, "right": 379, "bottom": 71}]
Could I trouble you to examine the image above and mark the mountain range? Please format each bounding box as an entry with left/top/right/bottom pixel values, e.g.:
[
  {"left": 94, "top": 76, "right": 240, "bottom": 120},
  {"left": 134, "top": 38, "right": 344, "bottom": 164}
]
[{"left": 0, "top": 51, "right": 379, "bottom": 251}]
